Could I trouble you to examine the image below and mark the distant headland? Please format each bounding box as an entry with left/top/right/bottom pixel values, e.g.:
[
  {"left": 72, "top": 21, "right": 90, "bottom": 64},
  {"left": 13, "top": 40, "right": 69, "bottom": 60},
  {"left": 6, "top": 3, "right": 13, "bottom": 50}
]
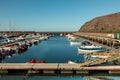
[{"left": 79, "top": 12, "right": 120, "bottom": 33}]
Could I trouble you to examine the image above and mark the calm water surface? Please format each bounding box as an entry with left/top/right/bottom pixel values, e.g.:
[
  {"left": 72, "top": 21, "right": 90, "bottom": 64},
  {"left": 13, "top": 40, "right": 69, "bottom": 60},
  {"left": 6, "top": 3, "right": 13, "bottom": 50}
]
[
  {"left": 3, "top": 36, "right": 83, "bottom": 63},
  {"left": 1, "top": 36, "right": 120, "bottom": 80},
  {"left": 0, "top": 76, "right": 120, "bottom": 80}
]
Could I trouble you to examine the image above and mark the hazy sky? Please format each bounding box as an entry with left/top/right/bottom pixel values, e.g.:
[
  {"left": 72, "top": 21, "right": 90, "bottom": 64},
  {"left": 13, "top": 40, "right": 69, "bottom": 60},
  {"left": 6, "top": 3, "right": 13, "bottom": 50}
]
[{"left": 0, "top": 0, "right": 120, "bottom": 32}]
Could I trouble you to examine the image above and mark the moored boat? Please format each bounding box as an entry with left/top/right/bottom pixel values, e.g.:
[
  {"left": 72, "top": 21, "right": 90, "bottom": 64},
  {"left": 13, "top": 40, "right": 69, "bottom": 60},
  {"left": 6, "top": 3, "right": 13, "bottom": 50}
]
[
  {"left": 78, "top": 45, "right": 106, "bottom": 53},
  {"left": 36, "top": 60, "right": 46, "bottom": 63},
  {"left": 78, "top": 41, "right": 106, "bottom": 54},
  {"left": 67, "top": 60, "right": 77, "bottom": 64},
  {"left": 28, "top": 59, "right": 46, "bottom": 63},
  {"left": 70, "top": 38, "right": 83, "bottom": 45},
  {"left": 28, "top": 59, "right": 36, "bottom": 63},
  {"left": 91, "top": 53, "right": 115, "bottom": 58}
]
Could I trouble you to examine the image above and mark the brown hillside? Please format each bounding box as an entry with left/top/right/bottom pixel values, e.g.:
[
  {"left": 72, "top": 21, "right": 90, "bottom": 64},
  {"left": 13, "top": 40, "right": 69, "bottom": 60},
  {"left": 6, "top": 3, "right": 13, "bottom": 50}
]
[{"left": 79, "top": 12, "right": 120, "bottom": 33}]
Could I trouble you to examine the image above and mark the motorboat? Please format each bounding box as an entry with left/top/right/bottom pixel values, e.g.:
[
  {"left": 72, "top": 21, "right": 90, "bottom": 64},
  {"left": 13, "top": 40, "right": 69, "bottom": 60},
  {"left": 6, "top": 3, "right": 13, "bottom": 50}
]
[
  {"left": 67, "top": 60, "right": 77, "bottom": 64},
  {"left": 78, "top": 45, "right": 106, "bottom": 53},
  {"left": 28, "top": 59, "right": 36, "bottom": 63},
  {"left": 78, "top": 41, "right": 106, "bottom": 54},
  {"left": 28, "top": 59, "right": 46, "bottom": 63},
  {"left": 70, "top": 38, "right": 83, "bottom": 45},
  {"left": 36, "top": 60, "right": 46, "bottom": 63}
]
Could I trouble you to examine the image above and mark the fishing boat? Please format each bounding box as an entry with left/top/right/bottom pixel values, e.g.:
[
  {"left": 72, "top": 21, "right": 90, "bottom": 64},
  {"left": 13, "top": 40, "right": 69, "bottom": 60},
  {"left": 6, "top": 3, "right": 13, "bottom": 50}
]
[
  {"left": 78, "top": 45, "right": 106, "bottom": 53},
  {"left": 36, "top": 60, "right": 46, "bottom": 63},
  {"left": 91, "top": 55, "right": 109, "bottom": 58},
  {"left": 28, "top": 59, "right": 36, "bottom": 63},
  {"left": 80, "top": 40, "right": 92, "bottom": 46},
  {"left": 28, "top": 59, "right": 46, "bottom": 63},
  {"left": 70, "top": 38, "right": 83, "bottom": 45},
  {"left": 91, "top": 53, "right": 115, "bottom": 58},
  {"left": 78, "top": 41, "right": 106, "bottom": 54},
  {"left": 67, "top": 60, "right": 77, "bottom": 64}
]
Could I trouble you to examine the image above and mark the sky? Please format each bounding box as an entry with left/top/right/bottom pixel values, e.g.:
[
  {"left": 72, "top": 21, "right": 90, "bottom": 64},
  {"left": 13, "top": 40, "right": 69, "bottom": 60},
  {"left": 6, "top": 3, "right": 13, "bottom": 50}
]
[{"left": 0, "top": 0, "right": 120, "bottom": 32}]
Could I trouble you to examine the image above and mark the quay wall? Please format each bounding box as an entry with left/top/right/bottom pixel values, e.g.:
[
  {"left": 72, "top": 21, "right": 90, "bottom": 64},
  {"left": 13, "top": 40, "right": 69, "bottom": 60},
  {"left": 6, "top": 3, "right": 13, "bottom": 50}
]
[
  {"left": 0, "top": 63, "right": 120, "bottom": 75},
  {"left": 73, "top": 32, "right": 120, "bottom": 48}
]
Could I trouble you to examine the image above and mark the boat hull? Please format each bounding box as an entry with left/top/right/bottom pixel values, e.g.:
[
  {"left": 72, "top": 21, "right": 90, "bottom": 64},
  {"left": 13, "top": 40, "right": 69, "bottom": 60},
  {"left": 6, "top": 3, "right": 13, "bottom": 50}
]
[
  {"left": 78, "top": 48, "right": 105, "bottom": 54},
  {"left": 70, "top": 41, "right": 81, "bottom": 45},
  {"left": 68, "top": 60, "right": 77, "bottom": 64}
]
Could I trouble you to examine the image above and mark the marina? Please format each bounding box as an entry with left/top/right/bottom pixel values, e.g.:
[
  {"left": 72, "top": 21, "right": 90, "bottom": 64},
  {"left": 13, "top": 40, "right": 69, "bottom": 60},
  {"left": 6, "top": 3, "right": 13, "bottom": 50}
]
[
  {"left": 1, "top": 0, "right": 120, "bottom": 80},
  {"left": 0, "top": 33, "right": 51, "bottom": 62},
  {"left": 1, "top": 35, "right": 83, "bottom": 63},
  {"left": 0, "top": 33, "right": 120, "bottom": 76}
]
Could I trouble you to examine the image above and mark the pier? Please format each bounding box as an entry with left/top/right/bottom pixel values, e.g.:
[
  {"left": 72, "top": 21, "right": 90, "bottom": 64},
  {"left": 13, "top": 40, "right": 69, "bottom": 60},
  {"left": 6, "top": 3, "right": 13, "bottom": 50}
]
[
  {"left": 0, "top": 63, "right": 120, "bottom": 75},
  {"left": 73, "top": 32, "right": 120, "bottom": 48}
]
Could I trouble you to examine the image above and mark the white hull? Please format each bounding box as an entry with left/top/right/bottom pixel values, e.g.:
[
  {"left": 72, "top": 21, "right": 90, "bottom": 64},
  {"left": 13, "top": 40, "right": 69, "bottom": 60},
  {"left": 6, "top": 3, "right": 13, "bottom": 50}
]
[
  {"left": 70, "top": 41, "right": 81, "bottom": 45},
  {"left": 91, "top": 55, "right": 109, "bottom": 58},
  {"left": 68, "top": 61, "right": 77, "bottom": 64},
  {"left": 78, "top": 48, "right": 104, "bottom": 54}
]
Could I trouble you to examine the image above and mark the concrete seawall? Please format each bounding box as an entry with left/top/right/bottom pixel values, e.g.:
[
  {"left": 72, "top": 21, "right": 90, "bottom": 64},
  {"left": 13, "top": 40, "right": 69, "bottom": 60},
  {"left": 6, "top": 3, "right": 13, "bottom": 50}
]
[{"left": 0, "top": 63, "right": 120, "bottom": 75}]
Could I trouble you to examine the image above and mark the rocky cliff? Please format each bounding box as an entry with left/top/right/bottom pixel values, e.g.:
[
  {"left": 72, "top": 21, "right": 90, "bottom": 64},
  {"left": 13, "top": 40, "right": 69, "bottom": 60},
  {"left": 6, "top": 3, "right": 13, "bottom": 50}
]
[{"left": 79, "top": 12, "right": 120, "bottom": 33}]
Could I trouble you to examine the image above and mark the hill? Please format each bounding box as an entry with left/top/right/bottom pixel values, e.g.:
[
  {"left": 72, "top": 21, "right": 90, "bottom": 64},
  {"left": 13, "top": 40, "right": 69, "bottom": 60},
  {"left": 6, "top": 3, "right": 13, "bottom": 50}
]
[{"left": 79, "top": 12, "right": 120, "bottom": 33}]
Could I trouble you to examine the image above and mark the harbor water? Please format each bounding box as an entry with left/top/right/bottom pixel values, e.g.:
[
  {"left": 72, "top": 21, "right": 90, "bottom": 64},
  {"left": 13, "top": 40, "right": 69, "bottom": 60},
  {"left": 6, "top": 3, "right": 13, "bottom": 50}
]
[
  {"left": 1, "top": 36, "right": 120, "bottom": 80},
  {"left": 0, "top": 76, "right": 120, "bottom": 80},
  {"left": 3, "top": 36, "right": 84, "bottom": 63}
]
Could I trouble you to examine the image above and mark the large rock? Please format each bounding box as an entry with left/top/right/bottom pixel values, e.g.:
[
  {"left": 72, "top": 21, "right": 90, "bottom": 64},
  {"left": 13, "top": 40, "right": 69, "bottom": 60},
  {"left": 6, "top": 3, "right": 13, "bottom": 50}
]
[{"left": 79, "top": 12, "right": 120, "bottom": 33}]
